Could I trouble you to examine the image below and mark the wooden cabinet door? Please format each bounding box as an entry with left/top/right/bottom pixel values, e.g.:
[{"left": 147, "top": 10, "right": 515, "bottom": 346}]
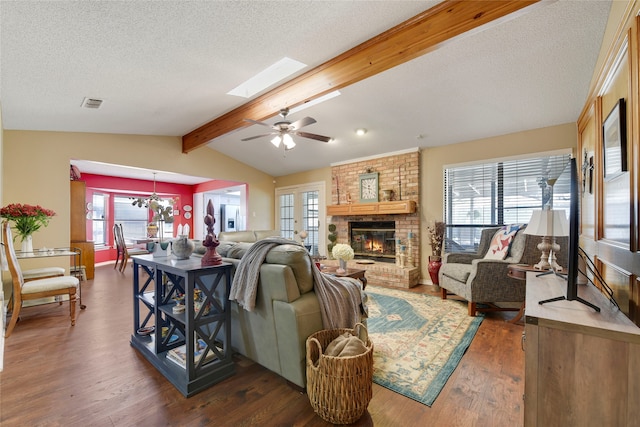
[{"left": 70, "top": 181, "right": 87, "bottom": 241}]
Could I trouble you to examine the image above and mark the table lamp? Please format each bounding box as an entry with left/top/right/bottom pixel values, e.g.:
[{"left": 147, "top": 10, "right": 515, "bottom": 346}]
[{"left": 524, "top": 209, "right": 569, "bottom": 271}]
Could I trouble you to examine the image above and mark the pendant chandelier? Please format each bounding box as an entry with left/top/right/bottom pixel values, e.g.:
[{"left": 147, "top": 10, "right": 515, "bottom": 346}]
[
  {"left": 131, "top": 173, "right": 162, "bottom": 208},
  {"left": 130, "top": 173, "right": 174, "bottom": 223}
]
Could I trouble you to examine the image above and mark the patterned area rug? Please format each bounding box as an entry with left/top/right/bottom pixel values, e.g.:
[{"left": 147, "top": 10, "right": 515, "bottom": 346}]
[{"left": 366, "top": 285, "right": 483, "bottom": 406}]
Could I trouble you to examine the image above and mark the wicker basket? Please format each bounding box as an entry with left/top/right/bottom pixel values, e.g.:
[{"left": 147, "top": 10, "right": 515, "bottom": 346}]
[{"left": 306, "top": 323, "right": 373, "bottom": 424}]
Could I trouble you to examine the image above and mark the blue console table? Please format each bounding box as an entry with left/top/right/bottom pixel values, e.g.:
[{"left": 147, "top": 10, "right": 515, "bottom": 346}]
[{"left": 130, "top": 254, "right": 234, "bottom": 397}]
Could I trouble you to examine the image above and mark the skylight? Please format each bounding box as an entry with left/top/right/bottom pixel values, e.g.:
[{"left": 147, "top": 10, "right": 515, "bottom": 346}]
[{"left": 227, "top": 57, "right": 307, "bottom": 98}]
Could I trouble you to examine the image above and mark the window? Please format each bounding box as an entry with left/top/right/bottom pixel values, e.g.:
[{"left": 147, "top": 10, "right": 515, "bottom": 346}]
[
  {"left": 155, "top": 199, "right": 174, "bottom": 240},
  {"left": 443, "top": 153, "right": 570, "bottom": 252},
  {"left": 91, "top": 193, "right": 108, "bottom": 246},
  {"left": 114, "top": 196, "right": 149, "bottom": 242}
]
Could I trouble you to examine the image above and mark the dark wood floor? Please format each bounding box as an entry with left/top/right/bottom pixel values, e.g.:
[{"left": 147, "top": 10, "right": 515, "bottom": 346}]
[{"left": 0, "top": 264, "right": 525, "bottom": 426}]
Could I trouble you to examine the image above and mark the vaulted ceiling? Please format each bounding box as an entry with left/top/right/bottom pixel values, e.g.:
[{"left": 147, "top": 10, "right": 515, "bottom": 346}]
[{"left": 0, "top": 1, "right": 611, "bottom": 178}]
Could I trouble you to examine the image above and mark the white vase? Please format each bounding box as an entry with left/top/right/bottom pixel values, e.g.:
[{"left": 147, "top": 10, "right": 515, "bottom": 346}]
[{"left": 21, "top": 235, "right": 33, "bottom": 255}]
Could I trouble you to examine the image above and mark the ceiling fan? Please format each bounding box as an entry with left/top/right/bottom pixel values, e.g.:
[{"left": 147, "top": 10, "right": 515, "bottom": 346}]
[{"left": 241, "top": 108, "right": 332, "bottom": 150}]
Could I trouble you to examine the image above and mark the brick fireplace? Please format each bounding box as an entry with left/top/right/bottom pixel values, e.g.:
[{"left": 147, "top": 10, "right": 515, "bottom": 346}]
[{"left": 328, "top": 149, "right": 420, "bottom": 288}]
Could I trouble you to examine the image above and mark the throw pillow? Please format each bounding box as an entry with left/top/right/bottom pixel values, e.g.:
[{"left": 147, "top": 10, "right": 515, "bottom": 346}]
[{"left": 484, "top": 224, "right": 524, "bottom": 260}]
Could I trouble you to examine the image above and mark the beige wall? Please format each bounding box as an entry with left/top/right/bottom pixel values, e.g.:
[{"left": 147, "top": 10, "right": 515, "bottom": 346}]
[
  {"left": 420, "top": 122, "right": 576, "bottom": 282},
  {"left": 274, "top": 167, "right": 332, "bottom": 199},
  {"left": 2, "top": 130, "right": 275, "bottom": 251},
  {"left": 2, "top": 123, "right": 577, "bottom": 285},
  {"left": 277, "top": 122, "right": 577, "bottom": 284}
]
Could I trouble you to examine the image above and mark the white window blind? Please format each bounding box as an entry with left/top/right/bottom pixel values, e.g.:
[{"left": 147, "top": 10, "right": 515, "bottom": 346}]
[{"left": 443, "top": 153, "right": 570, "bottom": 251}]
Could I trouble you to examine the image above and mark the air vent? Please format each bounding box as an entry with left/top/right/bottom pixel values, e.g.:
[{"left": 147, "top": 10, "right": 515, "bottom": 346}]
[{"left": 81, "top": 97, "right": 103, "bottom": 109}]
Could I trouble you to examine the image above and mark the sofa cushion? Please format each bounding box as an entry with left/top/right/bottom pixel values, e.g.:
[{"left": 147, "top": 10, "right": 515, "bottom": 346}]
[
  {"left": 264, "top": 244, "right": 313, "bottom": 294},
  {"left": 214, "top": 241, "right": 236, "bottom": 257},
  {"left": 255, "top": 230, "right": 279, "bottom": 240},
  {"left": 226, "top": 242, "right": 254, "bottom": 259},
  {"left": 219, "top": 230, "right": 257, "bottom": 243},
  {"left": 191, "top": 239, "right": 206, "bottom": 255},
  {"left": 484, "top": 224, "right": 524, "bottom": 260},
  {"left": 222, "top": 241, "right": 313, "bottom": 295}
]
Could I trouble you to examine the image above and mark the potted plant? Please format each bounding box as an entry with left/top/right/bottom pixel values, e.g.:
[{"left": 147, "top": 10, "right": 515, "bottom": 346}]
[
  {"left": 427, "top": 221, "right": 445, "bottom": 260},
  {"left": 0, "top": 203, "right": 56, "bottom": 253},
  {"left": 327, "top": 223, "right": 338, "bottom": 259}
]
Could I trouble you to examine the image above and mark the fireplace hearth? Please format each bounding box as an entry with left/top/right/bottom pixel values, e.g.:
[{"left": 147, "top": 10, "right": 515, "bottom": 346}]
[{"left": 349, "top": 221, "right": 395, "bottom": 263}]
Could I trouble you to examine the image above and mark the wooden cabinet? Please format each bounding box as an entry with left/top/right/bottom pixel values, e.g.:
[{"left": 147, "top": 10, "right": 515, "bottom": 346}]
[
  {"left": 70, "top": 181, "right": 95, "bottom": 279},
  {"left": 70, "top": 180, "right": 87, "bottom": 241},
  {"left": 326, "top": 200, "right": 416, "bottom": 216},
  {"left": 70, "top": 240, "right": 95, "bottom": 280},
  {"left": 524, "top": 273, "right": 640, "bottom": 426}
]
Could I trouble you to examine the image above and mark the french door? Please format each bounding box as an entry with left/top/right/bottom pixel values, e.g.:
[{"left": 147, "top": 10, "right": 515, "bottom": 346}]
[{"left": 275, "top": 182, "right": 326, "bottom": 256}]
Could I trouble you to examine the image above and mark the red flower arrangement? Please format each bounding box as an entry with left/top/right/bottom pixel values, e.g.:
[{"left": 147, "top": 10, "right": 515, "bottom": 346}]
[{"left": 0, "top": 203, "right": 56, "bottom": 241}]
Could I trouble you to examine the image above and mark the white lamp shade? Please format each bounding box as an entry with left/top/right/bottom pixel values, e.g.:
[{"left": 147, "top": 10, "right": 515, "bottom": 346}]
[
  {"left": 282, "top": 133, "right": 295, "bottom": 149},
  {"left": 271, "top": 135, "right": 282, "bottom": 147},
  {"left": 525, "top": 209, "right": 569, "bottom": 237}
]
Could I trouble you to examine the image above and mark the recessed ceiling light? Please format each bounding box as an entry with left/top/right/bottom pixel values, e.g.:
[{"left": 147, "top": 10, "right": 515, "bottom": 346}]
[
  {"left": 227, "top": 57, "right": 307, "bottom": 98},
  {"left": 355, "top": 128, "right": 367, "bottom": 136}
]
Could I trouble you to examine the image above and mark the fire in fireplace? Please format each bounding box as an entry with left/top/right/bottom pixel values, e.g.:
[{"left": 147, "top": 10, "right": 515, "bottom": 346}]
[{"left": 349, "top": 221, "right": 395, "bottom": 263}]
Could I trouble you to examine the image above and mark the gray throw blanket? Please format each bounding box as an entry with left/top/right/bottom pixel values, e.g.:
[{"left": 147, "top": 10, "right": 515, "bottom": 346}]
[{"left": 229, "top": 237, "right": 364, "bottom": 329}]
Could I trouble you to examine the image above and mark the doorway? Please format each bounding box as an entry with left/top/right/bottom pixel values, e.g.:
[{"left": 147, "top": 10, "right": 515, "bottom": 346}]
[{"left": 276, "top": 182, "right": 326, "bottom": 256}]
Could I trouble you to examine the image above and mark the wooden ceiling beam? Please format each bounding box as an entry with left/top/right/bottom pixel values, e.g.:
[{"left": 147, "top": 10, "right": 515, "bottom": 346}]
[{"left": 182, "top": 0, "right": 541, "bottom": 153}]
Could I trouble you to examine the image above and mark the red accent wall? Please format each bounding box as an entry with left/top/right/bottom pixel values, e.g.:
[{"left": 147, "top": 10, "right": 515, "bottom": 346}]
[{"left": 81, "top": 173, "right": 196, "bottom": 264}]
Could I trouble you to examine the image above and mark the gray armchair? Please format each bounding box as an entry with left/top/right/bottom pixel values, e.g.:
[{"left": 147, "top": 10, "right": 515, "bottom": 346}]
[{"left": 439, "top": 225, "right": 567, "bottom": 317}]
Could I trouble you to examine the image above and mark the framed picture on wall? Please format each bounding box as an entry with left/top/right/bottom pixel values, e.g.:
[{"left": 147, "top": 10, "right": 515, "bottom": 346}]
[
  {"left": 359, "top": 172, "right": 379, "bottom": 203},
  {"left": 602, "top": 98, "right": 627, "bottom": 180}
]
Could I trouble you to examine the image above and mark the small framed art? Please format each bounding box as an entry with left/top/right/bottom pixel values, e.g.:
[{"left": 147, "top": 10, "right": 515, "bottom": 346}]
[
  {"left": 359, "top": 172, "right": 379, "bottom": 203},
  {"left": 602, "top": 98, "right": 627, "bottom": 180}
]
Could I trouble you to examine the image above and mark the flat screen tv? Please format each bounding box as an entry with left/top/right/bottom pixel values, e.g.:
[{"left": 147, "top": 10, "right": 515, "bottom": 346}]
[{"left": 538, "top": 157, "right": 600, "bottom": 312}]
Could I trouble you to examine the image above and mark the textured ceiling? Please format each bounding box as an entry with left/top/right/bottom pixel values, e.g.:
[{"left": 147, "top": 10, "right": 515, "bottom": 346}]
[{"left": 0, "top": 1, "right": 611, "bottom": 179}]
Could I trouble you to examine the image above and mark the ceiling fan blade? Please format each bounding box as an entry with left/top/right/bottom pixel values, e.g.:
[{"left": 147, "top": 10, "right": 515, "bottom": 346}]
[
  {"left": 244, "top": 118, "right": 273, "bottom": 128},
  {"left": 289, "top": 116, "right": 316, "bottom": 130},
  {"left": 294, "top": 131, "right": 332, "bottom": 143},
  {"left": 241, "top": 133, "right": 274, "bottom": 141}
]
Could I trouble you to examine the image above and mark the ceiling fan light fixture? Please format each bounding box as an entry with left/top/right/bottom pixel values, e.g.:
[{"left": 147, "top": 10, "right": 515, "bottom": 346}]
[
  {"left": 271, "top": 135, "right": 282, "bottom": 147},
  {"left": 283, "top": 134, "right": 295, "bottom": 149}
]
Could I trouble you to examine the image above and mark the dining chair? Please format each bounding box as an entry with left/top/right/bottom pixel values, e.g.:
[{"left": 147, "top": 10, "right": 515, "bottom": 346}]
[
  {"left": 113, "top": 223, "right": 125, "bottom": 271},
  {"left": 113, "top": 223, "right": 148, "bottom": 273},
  {"left": 2, "top": 222, "right": 79, "bottom": 338}
]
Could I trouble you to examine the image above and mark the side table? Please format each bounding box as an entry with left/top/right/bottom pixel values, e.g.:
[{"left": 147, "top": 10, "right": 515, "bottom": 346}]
[
  {"left": 321, "top": 266, "right": 367, "bottom": 290},
  {"left": 507, "top": 264, "right": 568, "bottom": 324},
  {"left": 506, "top": 264, "right": 537, "bottom": 324}
]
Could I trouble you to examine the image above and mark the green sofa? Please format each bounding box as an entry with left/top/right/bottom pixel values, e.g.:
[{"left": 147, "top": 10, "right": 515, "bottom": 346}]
[{"left": 194, "top": 230, "right": 324, "bottom": 388}]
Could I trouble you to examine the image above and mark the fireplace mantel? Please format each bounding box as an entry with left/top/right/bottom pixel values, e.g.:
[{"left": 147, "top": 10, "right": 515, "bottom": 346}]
[{"left": 327, "top": 200, "right": 416, "bottom": 216}]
